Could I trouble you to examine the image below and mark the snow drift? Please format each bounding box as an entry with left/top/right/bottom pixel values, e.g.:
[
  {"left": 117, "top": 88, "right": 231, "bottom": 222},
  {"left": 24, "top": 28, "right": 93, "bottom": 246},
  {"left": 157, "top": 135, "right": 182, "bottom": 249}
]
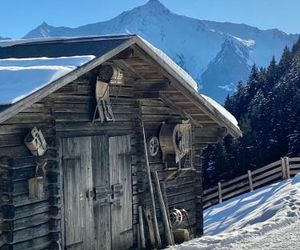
[{"left": 170, "top": 174, "right": 300, "bottom": 249}]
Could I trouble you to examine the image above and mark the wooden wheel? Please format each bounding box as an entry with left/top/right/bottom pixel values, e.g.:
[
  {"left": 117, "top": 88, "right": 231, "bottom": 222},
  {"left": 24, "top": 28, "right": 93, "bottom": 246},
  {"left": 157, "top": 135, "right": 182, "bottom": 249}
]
[{"left": 148, "top": 136, "right": 159, "bottom": 157}]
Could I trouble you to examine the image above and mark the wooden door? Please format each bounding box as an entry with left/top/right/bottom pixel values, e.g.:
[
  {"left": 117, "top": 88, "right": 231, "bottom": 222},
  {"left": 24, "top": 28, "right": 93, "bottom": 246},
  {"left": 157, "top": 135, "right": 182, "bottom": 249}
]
[
  {"left": 62, "top": 135, "right": 133, "bottom": 250},
  {"left": 109, "top": 136, "right": 133, "bottom": 250},
  {"left": 92, "top": 135, "right": 133, "bottom": 250},
  {"left": 92, "top": 136, "right": 111, "bottom": 250},
  {"left": 62, "top": 137, "right": 95, "bottom": 250}
]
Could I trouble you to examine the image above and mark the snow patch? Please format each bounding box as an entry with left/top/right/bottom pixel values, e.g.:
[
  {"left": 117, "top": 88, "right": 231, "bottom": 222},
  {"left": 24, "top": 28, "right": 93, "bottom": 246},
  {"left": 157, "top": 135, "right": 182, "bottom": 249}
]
[
  {"left": 218, "top": 83, "right": 236, "bottom": 92},
  {"left": 0, "top": 56, "right": 95, "bottom": 67},
  {"left": 232, "top": 36, "right": 256, "bottom": 48},
  {"left": 201, "top": 94, "right": 239, "bottom": 128},
  {"left": 0, "top": 55, "right": 95, "bottom": 104},
  {"left": 169, "top": 174, "right": 300, "bottom": 249}
]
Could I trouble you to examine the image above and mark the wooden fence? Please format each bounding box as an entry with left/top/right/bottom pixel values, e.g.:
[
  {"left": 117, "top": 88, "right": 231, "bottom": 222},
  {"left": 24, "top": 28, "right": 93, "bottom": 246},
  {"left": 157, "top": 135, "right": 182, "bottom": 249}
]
[{"left": 202, "top": 157, "right": 300, "bottom": 209}]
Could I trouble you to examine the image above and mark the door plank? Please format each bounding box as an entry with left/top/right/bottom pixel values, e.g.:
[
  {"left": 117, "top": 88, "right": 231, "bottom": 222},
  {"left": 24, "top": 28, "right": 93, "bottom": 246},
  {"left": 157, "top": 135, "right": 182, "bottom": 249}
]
[
  {"left": 92, "top": 136, "right": 111, "bottom": 250},
  {"left": 62, "top": 137, "right": 94, "bottom": 250},
  {"left": 109, "top": 135, "right": 133, "bottom": 250},
  {"left": 79, "top": 137, "right": 94, "bottom": 250},
  {"left": 63, "top": 138, "right": 84, "bottom": 250}
]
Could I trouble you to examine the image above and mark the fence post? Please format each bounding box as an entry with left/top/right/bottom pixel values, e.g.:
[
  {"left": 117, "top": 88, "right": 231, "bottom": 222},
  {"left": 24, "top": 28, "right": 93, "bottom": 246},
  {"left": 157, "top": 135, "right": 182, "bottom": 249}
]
[
  {"left": 284, "top": 157, "right": 290, "bottom": 179},
  {"left": 281, "top": 157, "right": 287, "bottom": 179},
  {"left": 248, "top": 170, "right": 254, "bottom": 192},
  {"left": 218, "top": 182, "right": 222, "bottom": 204}
]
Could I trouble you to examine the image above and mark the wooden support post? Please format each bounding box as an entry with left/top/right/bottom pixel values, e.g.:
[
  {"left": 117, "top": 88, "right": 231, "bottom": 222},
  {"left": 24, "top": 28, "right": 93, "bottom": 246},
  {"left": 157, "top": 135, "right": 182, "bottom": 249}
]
[
  {"left": 141, "top": 121, "right": 162, "bottom": 248},
  {"left": 284, "top": 157, "right": 291, "bottom": 179},
  {"left": 153, "top": 171, "right": 174, "bottom": 246},
  {"left": 161, "top": 182, "right": 175, "bottom": 244},
  {"left": 281, "top": 157, "right": 287, "bottom": 179},
  {"left": 137, "top": 224, "right": 141, "bottom": 250},
  {"left": 218, "top": 182, "right": 222, "bottom": 204},
  {"left": 144, "top": 208, "right": 156, "bottom": 247},
  {"left": 248, "top": 170, "right": 254, "bottom": 192},
  {"left": 138, "top": 206, "right": 146, "bottom": 249}
]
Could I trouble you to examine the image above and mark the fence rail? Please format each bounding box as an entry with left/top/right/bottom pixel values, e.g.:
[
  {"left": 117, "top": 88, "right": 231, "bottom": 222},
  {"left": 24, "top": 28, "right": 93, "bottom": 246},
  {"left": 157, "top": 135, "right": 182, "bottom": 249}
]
[{"left": 202, "top": 157, "right": 300, "bottom": 209}]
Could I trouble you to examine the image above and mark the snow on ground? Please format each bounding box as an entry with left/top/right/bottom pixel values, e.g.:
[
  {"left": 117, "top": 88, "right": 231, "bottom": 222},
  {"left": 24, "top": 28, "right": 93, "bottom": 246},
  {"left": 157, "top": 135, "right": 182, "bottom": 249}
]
[
  {"left": 0, "top": 55, "right": 95, "bottom": 104},
  {"left": 169, "top": 174, "right": 300, "bottom": 249}
]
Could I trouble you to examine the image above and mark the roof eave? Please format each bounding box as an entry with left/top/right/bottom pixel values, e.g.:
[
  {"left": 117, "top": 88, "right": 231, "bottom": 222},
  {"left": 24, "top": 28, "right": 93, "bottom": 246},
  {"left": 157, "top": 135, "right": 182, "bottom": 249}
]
[
  {"left": 0, "top": 35, "right": 243, "bottom": 138},
  {"left": 134, "top": 36, "right": 242, "bottom": 138},
  {"left": 0, "top": 37, "right": 137, "bottom": 124}
]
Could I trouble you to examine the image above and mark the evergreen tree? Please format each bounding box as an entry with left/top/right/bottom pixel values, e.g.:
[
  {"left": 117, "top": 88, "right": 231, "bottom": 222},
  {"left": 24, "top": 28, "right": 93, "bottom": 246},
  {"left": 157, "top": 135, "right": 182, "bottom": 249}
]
[
  {"left": 203, "top": 38, "right": 300, "bottom": 188},
  {"left": 278, "top": 46, "right": 292, "bottom": 76}
]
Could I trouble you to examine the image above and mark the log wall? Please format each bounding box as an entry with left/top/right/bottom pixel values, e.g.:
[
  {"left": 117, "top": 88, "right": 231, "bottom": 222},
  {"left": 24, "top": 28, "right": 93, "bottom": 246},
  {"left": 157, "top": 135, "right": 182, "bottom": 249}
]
[
  {"left": 132, "top": 98, "right": 204, "bottom": 246},
  {"left": 0, "top": 99, "right": 58, "bottom": 249},
  {"left": 0, "top": 56, "right": 213, "bottom": 249}
]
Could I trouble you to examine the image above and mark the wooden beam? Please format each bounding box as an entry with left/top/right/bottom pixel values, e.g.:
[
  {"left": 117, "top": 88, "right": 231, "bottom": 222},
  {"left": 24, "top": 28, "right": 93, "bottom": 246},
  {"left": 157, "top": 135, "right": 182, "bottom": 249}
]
[
  {"left": 135, "top": 81, "right": 171, "bottom": 99},
  {"left": 141, "top": 120, "right": 162, "bottom": 248},
  {"left": 113, "top": 59, "right": 145, "bottom": 80},
  {"left": 111, "top": 47, "right": 134, "bottom": 60},
  {"left": 0, "top": 38, "right": 137, "bottom": 124},
  {"left": 153, "top": 171, "right": 174, "bottom": 246},
  {"left": 135, "top": 91, "right": 160, "bottom": 99},
  {"left": 160, "top": 93, "right": 202, "bottom": 127},
  {"left": 133, "top": 44, "right": 171, "bottom": 80},
  {"left": 134, "top": 39, "right": 242, "bottom": 138},
  {"left": 138, "top": 206, "right": 146, "bottom": 249}
]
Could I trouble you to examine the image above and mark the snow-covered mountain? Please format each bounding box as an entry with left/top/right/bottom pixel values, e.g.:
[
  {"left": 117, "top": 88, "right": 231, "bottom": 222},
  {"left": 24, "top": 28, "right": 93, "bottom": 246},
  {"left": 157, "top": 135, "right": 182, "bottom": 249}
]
[
  {"left": 0, "top": 37, "right": 10, "bottom": 41},
  {"left": 23, "top": 0, "right": 298, "bottom": 102},
  {"left": 201, "top": 38, "right": 254, "bottom": 100}
]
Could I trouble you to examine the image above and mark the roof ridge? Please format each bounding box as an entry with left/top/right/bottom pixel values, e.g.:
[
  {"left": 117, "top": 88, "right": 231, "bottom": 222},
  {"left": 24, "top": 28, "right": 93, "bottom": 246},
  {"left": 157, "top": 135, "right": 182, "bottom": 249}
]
[{"left": 0, "top": 34, "right": 137, "bottom": 48}]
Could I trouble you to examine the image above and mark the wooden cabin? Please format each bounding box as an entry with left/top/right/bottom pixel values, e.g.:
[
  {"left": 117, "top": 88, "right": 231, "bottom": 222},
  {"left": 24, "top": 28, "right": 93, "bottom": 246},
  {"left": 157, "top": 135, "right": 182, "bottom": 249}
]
[{"left": 0, "top": 35, "right": 241, "bottom": 250}]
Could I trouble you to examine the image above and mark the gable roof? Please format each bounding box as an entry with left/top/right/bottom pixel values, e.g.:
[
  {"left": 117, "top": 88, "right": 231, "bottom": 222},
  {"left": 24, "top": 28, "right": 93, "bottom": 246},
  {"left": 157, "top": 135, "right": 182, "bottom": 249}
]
[
  {"left": 0, "top": 55, "right": 96, "bottom": 104},
  {"left": 0, "top": 34, "right": 134, "bottom": 58},
  {"left": 0, "top": 34, "right": 242, "bottom": 137}
]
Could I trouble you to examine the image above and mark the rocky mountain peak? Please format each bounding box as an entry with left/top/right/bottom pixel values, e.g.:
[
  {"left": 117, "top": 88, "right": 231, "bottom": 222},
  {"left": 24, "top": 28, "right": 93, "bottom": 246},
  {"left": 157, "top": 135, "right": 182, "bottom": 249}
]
[
  {"left": 25, "top": 21, "right": 53, "bottom": 38},
  {"left": 139, "top": 0, "right": 170, "bottom": 14}
]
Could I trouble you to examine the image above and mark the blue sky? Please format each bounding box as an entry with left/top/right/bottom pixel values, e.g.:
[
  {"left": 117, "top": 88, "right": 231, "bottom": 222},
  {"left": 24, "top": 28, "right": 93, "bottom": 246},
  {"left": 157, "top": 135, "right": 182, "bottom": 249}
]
[{"left": 1, "top": 0, "right": 299, "bottom": 38}]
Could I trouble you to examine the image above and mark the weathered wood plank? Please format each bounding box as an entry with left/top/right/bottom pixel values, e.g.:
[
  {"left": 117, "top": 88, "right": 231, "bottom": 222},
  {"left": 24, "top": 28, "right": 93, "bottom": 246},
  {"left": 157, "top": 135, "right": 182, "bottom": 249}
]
[
  {"left": 92, "top": 135, "right": 111, "bottom": 250},
  {"left": 62, "top": 137, "right": 95, "bottom": 250},
  {"left": 109, "top": 135, "right": 133, "bottom": 250},
  {"left": 251, "top": 160, "right": 282, "bottom": 175}
]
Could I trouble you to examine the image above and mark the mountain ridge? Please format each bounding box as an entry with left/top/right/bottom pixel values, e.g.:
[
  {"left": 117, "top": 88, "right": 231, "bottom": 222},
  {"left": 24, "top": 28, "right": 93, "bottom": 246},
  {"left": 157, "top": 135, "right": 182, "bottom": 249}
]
[{"left": 22, "top": 0, "right": 299, "bottom": 102}]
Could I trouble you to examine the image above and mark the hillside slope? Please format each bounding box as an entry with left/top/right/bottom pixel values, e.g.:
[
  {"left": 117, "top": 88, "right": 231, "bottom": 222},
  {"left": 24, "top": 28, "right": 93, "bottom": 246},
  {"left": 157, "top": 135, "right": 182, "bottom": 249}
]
[
  {"left": 23, "top": 0, "right": 298, "bottom": 102},
  {"left": 171, "top": 174, "right": 300, "bottom": 249}
]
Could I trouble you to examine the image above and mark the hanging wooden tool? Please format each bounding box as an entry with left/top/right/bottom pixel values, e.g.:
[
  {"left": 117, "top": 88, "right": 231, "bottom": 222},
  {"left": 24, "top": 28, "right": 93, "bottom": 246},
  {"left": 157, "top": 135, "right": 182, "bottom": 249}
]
[
  {"left": 153, "top": 171, "right": 174, "bottom": 246},
  {"left": 93, "top": 65, "right": 115, "bottom": 123},
  {"left": 28, "top": 161, "right": 47, "bottom": 199},
  {"left": 24, "top": 127, "right": 47, "bottom": 156},
  {"left": 141, "top": 121, "right": 162, "bottom": 248},
  {"left": 159, "top": 122, "right": 192, "bottom": 169}
]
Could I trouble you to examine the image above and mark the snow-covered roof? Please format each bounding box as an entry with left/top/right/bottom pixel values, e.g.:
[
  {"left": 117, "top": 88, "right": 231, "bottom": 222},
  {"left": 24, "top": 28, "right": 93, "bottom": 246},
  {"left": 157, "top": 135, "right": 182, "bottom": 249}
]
[
  {"left": 139, "top": 37, "right": 198, "bottom": 91},
  {"left": 0, "top": 55, "right": 95, "bottom": 104},
  {"left": 201, "top": 94, "right": 239, "bottom": 129},
  {"left": 0, "top": 35, "right": 241, "bottom": 137}
]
